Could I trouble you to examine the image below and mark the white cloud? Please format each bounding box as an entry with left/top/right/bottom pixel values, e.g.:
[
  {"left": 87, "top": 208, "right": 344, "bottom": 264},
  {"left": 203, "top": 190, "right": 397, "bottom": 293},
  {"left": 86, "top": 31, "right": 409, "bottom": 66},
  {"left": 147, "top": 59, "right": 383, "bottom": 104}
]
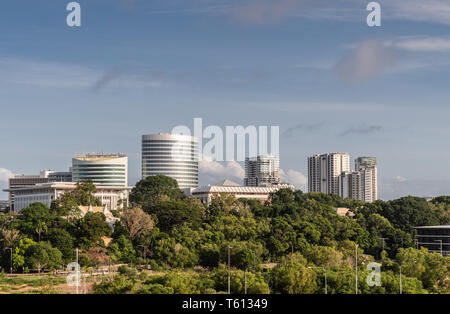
[
  {"left": 335, "top": 40, "right": 397, "bottom": 82},
  {"left": 0, "top": 168, "right": 14, "bottom": 183},
  {"left": 394, "top": 176, "right": 407, "bottom": 182},
  {"left": 0, "top": 57, "right": 166, "bottom": 91},
  {"left": 199, "top": 159, "right": 245, "bottom": 185},
  {"left": 388, "top": 0, "right": 450, "bottom": 26},
  {"left": 199, "top": 159, "right": 306, "bottom": 190},
  {"left": 391, "top": 37, "right": 450, "bottom": 52},
  {"left": 280, "top": 169, "right": 307, "bottom": 189}
]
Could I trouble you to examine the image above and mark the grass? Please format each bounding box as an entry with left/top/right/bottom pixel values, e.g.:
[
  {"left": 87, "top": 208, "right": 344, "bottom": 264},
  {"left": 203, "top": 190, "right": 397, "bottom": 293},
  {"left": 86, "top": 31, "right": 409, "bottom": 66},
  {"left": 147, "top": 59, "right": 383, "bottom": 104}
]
[{"left": 0, "top": 274, "right": 67, "bottom": 293}]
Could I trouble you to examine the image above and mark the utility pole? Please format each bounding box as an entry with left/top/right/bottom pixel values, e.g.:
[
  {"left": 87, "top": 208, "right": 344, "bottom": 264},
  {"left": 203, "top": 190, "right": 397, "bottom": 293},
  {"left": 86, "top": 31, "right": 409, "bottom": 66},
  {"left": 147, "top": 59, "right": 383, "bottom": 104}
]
[
  {"left": 308, "top": 267, "right": 327, "bottom": 294},
  {"left": 244, "top": 269, "right": 247, "bottom": 294},
  {"left": 228, "top": 245, "right": 231, "bottom": 295},
  {"left": 399, "top": 265, "right": 402, "bottom": 295},
  {"left": 355, "top": 244, "right": 358, "bottom": 295}
]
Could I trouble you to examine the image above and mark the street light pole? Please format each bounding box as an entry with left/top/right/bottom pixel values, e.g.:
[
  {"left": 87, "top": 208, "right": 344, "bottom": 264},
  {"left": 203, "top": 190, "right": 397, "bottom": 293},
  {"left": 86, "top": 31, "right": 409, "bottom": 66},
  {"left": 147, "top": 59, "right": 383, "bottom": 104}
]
[{"left": 244, "top": 269, "right": 247, "bottom": 294}]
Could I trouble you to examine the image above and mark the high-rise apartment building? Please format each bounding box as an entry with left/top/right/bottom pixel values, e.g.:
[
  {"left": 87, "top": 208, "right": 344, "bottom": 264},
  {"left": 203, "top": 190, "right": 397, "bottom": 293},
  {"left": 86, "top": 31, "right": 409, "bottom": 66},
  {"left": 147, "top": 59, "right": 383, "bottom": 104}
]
[
  {"left": 355, "top": 157, "right": 377, "bottom": 202},
  {"left": 339, "top": 157, "right": 377, "bottom": 202},
  {"left": 142, "top": 134, "right": 199, "bottom": 189},
  {"left": 72, "top": 154, "right": 128, "bottom": 187},
  {"left": 244, "top": 155, "right": 280, "bottom": 187},
  {"left": 308, "top": 153, "right": 350, "bottom": 195}
]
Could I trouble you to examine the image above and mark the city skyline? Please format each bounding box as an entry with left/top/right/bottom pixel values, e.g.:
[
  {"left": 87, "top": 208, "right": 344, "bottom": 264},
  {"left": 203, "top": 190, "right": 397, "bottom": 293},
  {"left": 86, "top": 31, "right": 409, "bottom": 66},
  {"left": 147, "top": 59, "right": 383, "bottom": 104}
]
[{"left": 2, "top": 1, "right": 450, "bottom": 200}]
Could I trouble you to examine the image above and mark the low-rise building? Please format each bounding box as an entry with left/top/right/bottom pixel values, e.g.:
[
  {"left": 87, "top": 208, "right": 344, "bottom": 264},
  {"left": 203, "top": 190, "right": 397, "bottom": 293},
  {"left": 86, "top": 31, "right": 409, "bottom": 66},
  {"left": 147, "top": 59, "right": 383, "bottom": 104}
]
[
  {"left": 185, "top": 179, "right": 294, "bottom": 205},
  {"left": 415, "top": 225, "right": 450, "bottom": 256},
  {"left": 0, "top": 200, "right": 9, "bottom": 212},
  {"left": 8, "top": 170, "right": 72, "bottom": 209},
  {"left": 3, "top": 182, "right": 131, "bottom": 212}
]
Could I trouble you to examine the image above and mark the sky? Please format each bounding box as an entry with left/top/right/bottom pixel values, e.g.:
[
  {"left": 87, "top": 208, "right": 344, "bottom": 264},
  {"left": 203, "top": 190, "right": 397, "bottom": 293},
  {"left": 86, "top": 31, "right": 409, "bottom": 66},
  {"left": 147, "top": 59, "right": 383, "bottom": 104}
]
[{"left": 1, "top": 0, "right": 450, "bottom": 200}]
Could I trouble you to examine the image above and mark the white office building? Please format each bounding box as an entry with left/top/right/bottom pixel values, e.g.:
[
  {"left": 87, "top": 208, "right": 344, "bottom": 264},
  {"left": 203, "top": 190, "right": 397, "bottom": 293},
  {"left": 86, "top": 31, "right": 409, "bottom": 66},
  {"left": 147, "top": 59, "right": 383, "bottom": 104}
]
[
  {"left": 244, "top": 155, "right": 281, "bottom": 187},
  {"left": 308, "top": 153, "right": 350, "bottom": 195},
  {"left": 185, "top": 179, "right": 294, "bottom": 205},
  {"left": 142, "top": 133, "right": 199, "bottom": 189},
  {"left": 72, "top": 154, "right": 128, "bottom": 187},
  {"left": 4, "top": 182, "right": 131, "bottom": 212}
]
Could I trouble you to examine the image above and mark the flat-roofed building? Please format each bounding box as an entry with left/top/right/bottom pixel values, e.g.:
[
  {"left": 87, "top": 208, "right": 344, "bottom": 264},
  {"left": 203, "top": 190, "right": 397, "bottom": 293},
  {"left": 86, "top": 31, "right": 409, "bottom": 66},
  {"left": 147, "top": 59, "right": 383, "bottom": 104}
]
[
  {"left": 72, "top": 154, "right": 128, "bottom": 187},
  {"left": 415, "top": 225, "right": 450, "bottom": 256},
  {"left": 185, "top": 179, "right": 294, "bottom": 205},
  {"left": 142, "top": 133, "right": 199, "bottom": 189},
  {"left": 244, "top": 155, "right": 281, "bottom": 187},
  {"left": 8, "top": 170, "right": 72, "bottom": 210},
  {"left": 4, "top": 182, "right": 131, "bottom": 212}
]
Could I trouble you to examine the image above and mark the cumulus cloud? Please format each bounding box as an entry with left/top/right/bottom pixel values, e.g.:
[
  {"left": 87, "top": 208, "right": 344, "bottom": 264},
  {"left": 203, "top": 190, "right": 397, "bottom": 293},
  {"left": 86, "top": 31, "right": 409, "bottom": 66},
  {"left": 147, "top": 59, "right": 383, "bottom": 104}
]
[
  {"left": 0, "top": 168, "right": 14, "bottom": 183},
  {"left": 199, "top": 159, "right": 306, "bottom": 190},
  {"left": 335, "top": 40, "right": 398, "bottom": 82},
  {"left": 280, "top": 169, "right": 307, "bottom": 189},
  {"left": 379, "top": 177, "right": 450, "bottom": 200},
  {"left": 199, "top": 160, "right": 245, "bottom": 185}
]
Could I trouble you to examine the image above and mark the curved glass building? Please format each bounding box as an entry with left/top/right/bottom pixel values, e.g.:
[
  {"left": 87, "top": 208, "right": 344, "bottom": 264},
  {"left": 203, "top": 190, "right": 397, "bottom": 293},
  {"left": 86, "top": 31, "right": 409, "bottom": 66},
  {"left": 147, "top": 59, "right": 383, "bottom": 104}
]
[
  {"left": 142, "top": 134, "right": 198, "bottom": 189},
  {"left": 72, "top": 154, "right": 128, "bottom": 187}
]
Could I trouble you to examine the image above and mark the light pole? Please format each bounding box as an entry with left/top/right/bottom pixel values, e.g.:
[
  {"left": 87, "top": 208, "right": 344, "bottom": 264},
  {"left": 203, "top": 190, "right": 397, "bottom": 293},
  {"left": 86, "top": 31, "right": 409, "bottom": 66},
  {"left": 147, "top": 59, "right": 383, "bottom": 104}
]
[
  {"left": 355, "top": 244, "right": 358, "bottom": 295},
  {"left": 434, "top": 240, "right": 443, "bottom": 255},
  {"left": 308, "top": 267, "right": 327, "bottom": 294},
  {"left": 244, "top": 269, "right": 247, "bottom": 294}
]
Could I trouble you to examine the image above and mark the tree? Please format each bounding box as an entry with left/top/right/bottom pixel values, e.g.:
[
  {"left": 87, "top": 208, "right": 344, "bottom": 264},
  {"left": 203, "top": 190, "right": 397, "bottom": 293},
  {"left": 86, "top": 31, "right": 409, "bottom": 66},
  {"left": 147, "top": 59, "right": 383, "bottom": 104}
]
[
  {"left": 129, "top": 175, "right": 183, "bottom": 209},
  {"left": 75, "top": 212, "right": 112, "bottom": 249},
  {"left": 25, "top": 241, "right": 62, "bottom": 274},
  {"left": 108, "top": 235, "right": 136, "bottom": 264},
  {"left": 46, "top": 228, "right": 75, "bottom": 263},
  {"left": 55, "top": 181, "right": 101, "bottom": 215},
  {"left": 270, "top": 263, "right": 317, "bottom": 294},
  {"left": 120, "top": 208, "right": 155, "bottom": 242},
  {"left": 150, "top": 200, "right": 203, "bottom": 232},
  {"left": 12, "top": 237, "right": 36, "bottom": 271},
  {"left": 18, "top": 203, "right": 55, "bottom": 241}
]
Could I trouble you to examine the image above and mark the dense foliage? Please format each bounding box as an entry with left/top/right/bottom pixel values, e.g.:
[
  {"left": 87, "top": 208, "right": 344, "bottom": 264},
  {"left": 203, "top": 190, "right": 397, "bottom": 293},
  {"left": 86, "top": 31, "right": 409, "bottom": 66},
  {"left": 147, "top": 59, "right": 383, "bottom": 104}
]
[{"left": 1, "top": 176, "right": 449, "bottom": 293}]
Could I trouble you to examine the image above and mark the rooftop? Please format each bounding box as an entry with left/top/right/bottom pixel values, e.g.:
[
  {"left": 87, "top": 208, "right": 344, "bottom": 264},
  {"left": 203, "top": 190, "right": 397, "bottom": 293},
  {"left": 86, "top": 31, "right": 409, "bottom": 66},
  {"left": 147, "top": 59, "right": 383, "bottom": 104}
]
[{"left": 415, "top": 225, "right": 450, "bottom": 229}]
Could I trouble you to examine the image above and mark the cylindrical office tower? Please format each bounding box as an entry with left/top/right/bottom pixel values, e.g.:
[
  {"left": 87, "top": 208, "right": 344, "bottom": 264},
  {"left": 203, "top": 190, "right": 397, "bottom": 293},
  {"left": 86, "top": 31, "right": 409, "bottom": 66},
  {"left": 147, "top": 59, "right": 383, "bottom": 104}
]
[
  {"left": 72, "top": 154, "right": 128, "bottom": 187},
  {"left": 142, "top": 133, "right": 199, "bottom": 189}
]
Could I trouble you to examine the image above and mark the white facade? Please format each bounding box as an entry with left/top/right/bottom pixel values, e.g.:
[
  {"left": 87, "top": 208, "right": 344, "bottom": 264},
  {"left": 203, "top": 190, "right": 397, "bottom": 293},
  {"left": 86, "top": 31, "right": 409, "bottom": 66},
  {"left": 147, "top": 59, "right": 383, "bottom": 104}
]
[
  {"left": 338, "top": 157, "right": 378, "bottom": 203},
  {"left": 4, "top": 182, "right": 131, "bottom": 212},
  {"left": 244, "top": 155, "right": 281, "bottom": 187},
  {"left": 142, "top": 133, "right": 199, "bottom": 189},
  {"left": 308, "top": 153, "right": 350, "bottom": 195},
  {"left": 186, "top": 179, "right": 294, "bottom": 205},
  {"left": 72, "top": 154, "right": 128, "bottom": 187}
]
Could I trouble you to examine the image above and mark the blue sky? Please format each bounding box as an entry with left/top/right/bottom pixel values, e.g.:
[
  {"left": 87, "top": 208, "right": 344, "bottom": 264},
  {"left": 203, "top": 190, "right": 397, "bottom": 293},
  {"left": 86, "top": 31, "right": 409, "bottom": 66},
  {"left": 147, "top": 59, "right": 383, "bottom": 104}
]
[{"left": 1, "top": 0, "right": 450, "bottom": 200}]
